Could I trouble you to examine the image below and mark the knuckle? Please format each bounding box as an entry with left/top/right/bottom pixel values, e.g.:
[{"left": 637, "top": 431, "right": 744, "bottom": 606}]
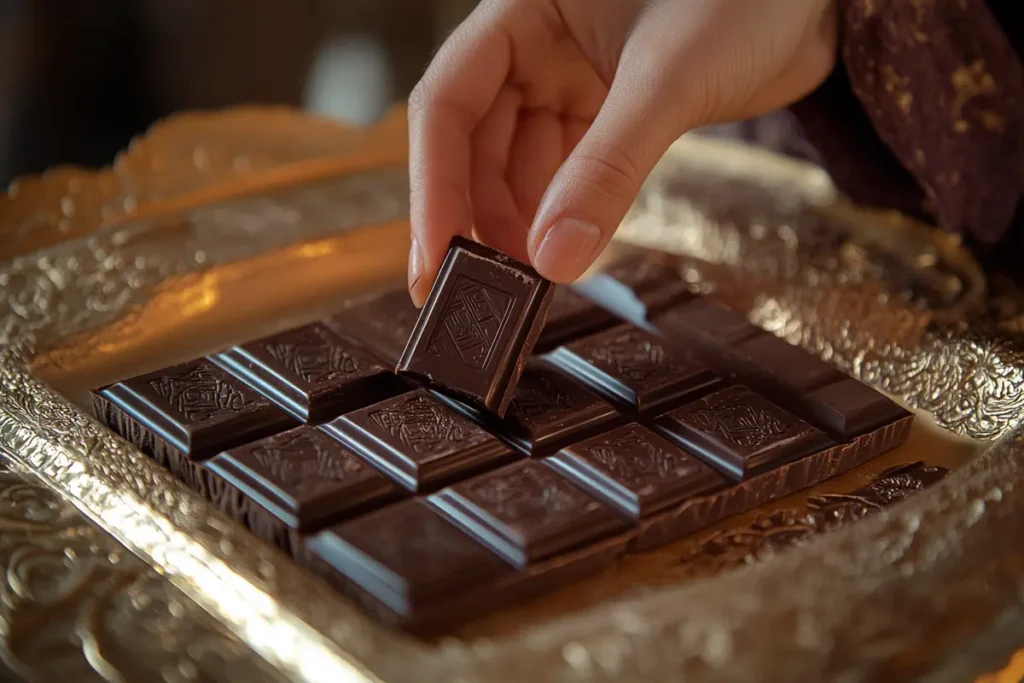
[{"left": 573, "top": 147, "right": 644, "bottom": 201}]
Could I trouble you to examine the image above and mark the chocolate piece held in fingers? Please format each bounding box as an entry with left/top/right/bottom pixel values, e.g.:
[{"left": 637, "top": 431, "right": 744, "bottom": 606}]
[{"left": 397, "top": 237, "right": 554, "bottom": 417}]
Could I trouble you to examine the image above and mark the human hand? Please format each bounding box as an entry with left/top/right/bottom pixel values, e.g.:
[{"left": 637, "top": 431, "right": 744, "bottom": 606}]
[{"left": 407, "top": 0, "right": 837, "bottom": 304}]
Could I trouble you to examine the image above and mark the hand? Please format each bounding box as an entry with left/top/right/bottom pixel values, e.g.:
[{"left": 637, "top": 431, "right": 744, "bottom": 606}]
[{"left": 407, "top": 0, "right": 837, "bottom": 304}]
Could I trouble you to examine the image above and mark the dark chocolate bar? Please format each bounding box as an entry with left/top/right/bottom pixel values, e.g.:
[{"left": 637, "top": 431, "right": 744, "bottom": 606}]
[
  {"left": 397, "top": 237, "right": 554, "bottom": 417},
  {"left": 93, "top": 359, "right": 294, "bottom": 490},
  {"left": 545, "top": 423, "right": 729, "bottom": 519},
  {"left": 328, "top": 288, "right": 421, "bottom": 365},
  {"left": 803, "top": 378, "right": 910, "bottom": 439},
  {"left": 428, "top": 459, "right": 630, "bottom": 568},
  {"left": 547, "top": 323, "right": 719, "bottom": 414},
  {"left": 321, "top": 389, "right": 516, "bottom": 492},
  {"left": 211, "top": 322, "right": 403, "bottom": 423},
  {"left": 203, "top": 427, "right": 402, "bottom": 554},
  {"left": 655, "top": 385, "right": 832, "bottom": 480},
  {"left": 535, "top": 286, "right": 619, "bottom": 352}
]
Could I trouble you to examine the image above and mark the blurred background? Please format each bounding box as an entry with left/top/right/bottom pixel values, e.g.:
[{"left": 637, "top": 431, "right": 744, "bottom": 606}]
[{"left": 0, "top": 0, "right": 806, "bottom": 187}]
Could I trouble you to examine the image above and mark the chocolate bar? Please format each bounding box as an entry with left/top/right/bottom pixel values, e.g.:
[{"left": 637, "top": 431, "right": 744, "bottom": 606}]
[
  {"left": 535, "top": 286, "right": 619, "bottom": 352},
  {"left": 93, "top": 359, "right": 294, "bottom": 490},
  {"left": 428, "top": 459, "right": 630, "bottom": 567},
  {"left": 547, "top": 323, "right": 719, "bottom": 414},
  {"left": 211, "top": 322, "right": 403, "bottom": 423},
  {"left": 321, "top": 389, "right": 516, "bottom": 492},
  {"left": 329, "top": 288, "right": 421, "bottom": 365},
  {"left": 545, "top": 423, "right": 729, "bottom": 519},
  {"left": 203, "top": 426, "right": 402, "bottom": 555},
  {"left": 655, "top": 385, "right": 833, "bottom": 480},
  {"left": 93, "top": 258, "right": 918, "bottom": 636},
  {"left": 398, "top": 237, "right": 554, "bottom": 416}
]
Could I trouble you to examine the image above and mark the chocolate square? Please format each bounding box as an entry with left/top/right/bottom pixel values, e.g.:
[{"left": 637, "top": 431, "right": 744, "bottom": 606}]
[
  {"left": 653, "top": 298, "right": 760, "bottom": 346},
  {"left": 304, "top": 499, "right": 512, "bottom": 617},
  {"left": 535, "top": 286, "right": 619, "bottom": 352},
  {"left": 93, "top": 359, "right": 294, "bottom": 489},
  {"left": 397, "top": 237, "right": 554, "bottom": 416},
  {"left": 428, "top": 460, "right": 630, "bottom": 568},
  {"left": 204, "top": 427, "right": 401, "bottom": 545},
  {"left": 655, "top": 385, "right": 832, "bottom": 480},
  {"left": 328, "top": 288, "right": 421, "bottom": 365},
  {"left": 321, "top": 389, "right": 516, "bottom": 492},
  {"left": 804, "top": 378, "right": 911, "bottom": 439},
  {"left": 444, "top": 361, "right": 623, "bottom": 457},
  {"left": 729, "top": 332, "right": 844, "bottom": 394},
  {"left": 547, "top": 323, "right": 719, "bottom": 414},
  {"left": 211, "top": 322, "right": 402, "bottom": 423},
  {"left": 546, "top": 423, "right": 728, "bottom": 519}
]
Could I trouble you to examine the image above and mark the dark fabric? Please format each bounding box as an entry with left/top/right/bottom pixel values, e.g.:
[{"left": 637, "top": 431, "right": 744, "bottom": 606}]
[{"left": 790, "top": 0, "right": 1024, "bottom": 243}]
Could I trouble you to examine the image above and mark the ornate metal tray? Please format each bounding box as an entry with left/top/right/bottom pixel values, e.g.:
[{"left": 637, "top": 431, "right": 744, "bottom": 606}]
[{"left": 1, "top": 106, "right": 1022, "bottom": 683}]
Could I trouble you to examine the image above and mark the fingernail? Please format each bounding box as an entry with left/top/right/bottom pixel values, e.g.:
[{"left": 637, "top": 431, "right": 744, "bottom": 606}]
[
  {"left": 408, "top": 239, "right": 425, "bottom": 306},
  {"left": 531, "top": 218, "right": 601, "bottom": 282}
]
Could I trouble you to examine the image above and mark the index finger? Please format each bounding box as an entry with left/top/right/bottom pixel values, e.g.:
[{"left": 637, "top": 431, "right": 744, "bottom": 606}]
[{"left": 408, "top": 1, "right": 513, "bottom": 305}]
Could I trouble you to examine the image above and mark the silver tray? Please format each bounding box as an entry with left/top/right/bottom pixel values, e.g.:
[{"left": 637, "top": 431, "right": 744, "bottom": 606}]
[{"left": 1, "top": 106, "right": 1022, "bottom": 682}]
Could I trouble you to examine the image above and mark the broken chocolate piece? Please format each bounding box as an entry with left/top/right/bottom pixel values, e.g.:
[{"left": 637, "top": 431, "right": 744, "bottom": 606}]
[
  {"left": 211, "top": 322, "right": 402, "bottom": 423},
  {"left": 397, "top": 237, "right": 554, "bottom": 417},
  {"left": 655, "top": 385, "right": 832, "bottom": 480},
  {"left": 428, "top": 459, "right": 630, "bottom": 568},
  {"left": 546, "top": 423, "right": 728, "bottom": 519},
  {"left": 321, "top": 389, "right": 516, "bottom": 492},
  {"left": 547, "top": 323, "right": 719, "bottom": 414}
]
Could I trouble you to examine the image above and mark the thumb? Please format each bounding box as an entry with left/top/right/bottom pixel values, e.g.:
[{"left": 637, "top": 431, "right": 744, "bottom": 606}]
[{"left": 527, "top": 44, "right": 688, "bottom": 283}]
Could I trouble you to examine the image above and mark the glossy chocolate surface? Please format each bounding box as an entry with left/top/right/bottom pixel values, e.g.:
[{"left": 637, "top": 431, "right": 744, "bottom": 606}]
[
  {"left": 398, "top": 237, "right": 554, "bottom": 416},
  {"left": 546, "top": 423, "right": 729, "bottom": 519},
  {"left": 429, "top": 460, "right": 629, "bottom": 568},
  {"left": 204, "top": 426, "right": 401, "bottom": 531},
  {"left": 211, "top": 322, "right": 401, "bottom": 423},
  {"left": 96, "top": 358, "right": 294, "bottom": 460},
  {"left": 304, "top": 500, "right": 512, "bottom": 615},
  {"left": 535, "top": 286, "right": 619, "bottom": 352},
  {"left": 656, "top": 385, "right": 832, "bottom": 480},
  {"left": 804, "top": 378, "right": 911, "bottom": 439},
  {"left": 459, "top": 360, "right": 623, "bottom": 457},
  {"left": 329, "top": 288, "right": 421, "bottom": 365},
  {"left": 547, "top": 323, "right": 719, "bottom": 414},
  {"left": 321, "top": 389, "right": 515, "bottom": 492}
]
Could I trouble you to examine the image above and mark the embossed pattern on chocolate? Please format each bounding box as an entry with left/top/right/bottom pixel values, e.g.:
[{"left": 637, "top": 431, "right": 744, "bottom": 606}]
[
  {"left": 398, "top": 237, "right": 554, "bottom": 416},
  {"left": 328, "top": 288, "right": 421, "bottom": 365},
  {"left": 204, "top": 427, "right": 401, "bottom": 534},
  {"left": 94, "top": 359, "right": 294, "bottom": 462},
  {"left": 546, "top": 424, "right": 728, "bottom": 519},
  {"left": 428, "top": 460, "right": 630, "bottom": 568},
  {"left": 491, "top": 361, "right": 623, "bottom": 457},
  {"left": 304, "top": 500, "right": 512, "bottom": 616},
  {"left": 321, "top": 389, "right": 516, "bottom": 492},
  {"left": 211, "top": 322, "right": 401, "bottom": 423},
  {"left": 548, "top": 323, "right": 719, "bottom": 413},
  {"left": 656, "top": 385, "right": 832, "bottom": 480}
]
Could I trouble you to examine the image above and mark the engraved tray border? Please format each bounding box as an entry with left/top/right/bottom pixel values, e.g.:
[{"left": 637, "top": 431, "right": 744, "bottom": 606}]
[{"left": 2, "top": 107, "right": 1023, "bottom": 682}]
